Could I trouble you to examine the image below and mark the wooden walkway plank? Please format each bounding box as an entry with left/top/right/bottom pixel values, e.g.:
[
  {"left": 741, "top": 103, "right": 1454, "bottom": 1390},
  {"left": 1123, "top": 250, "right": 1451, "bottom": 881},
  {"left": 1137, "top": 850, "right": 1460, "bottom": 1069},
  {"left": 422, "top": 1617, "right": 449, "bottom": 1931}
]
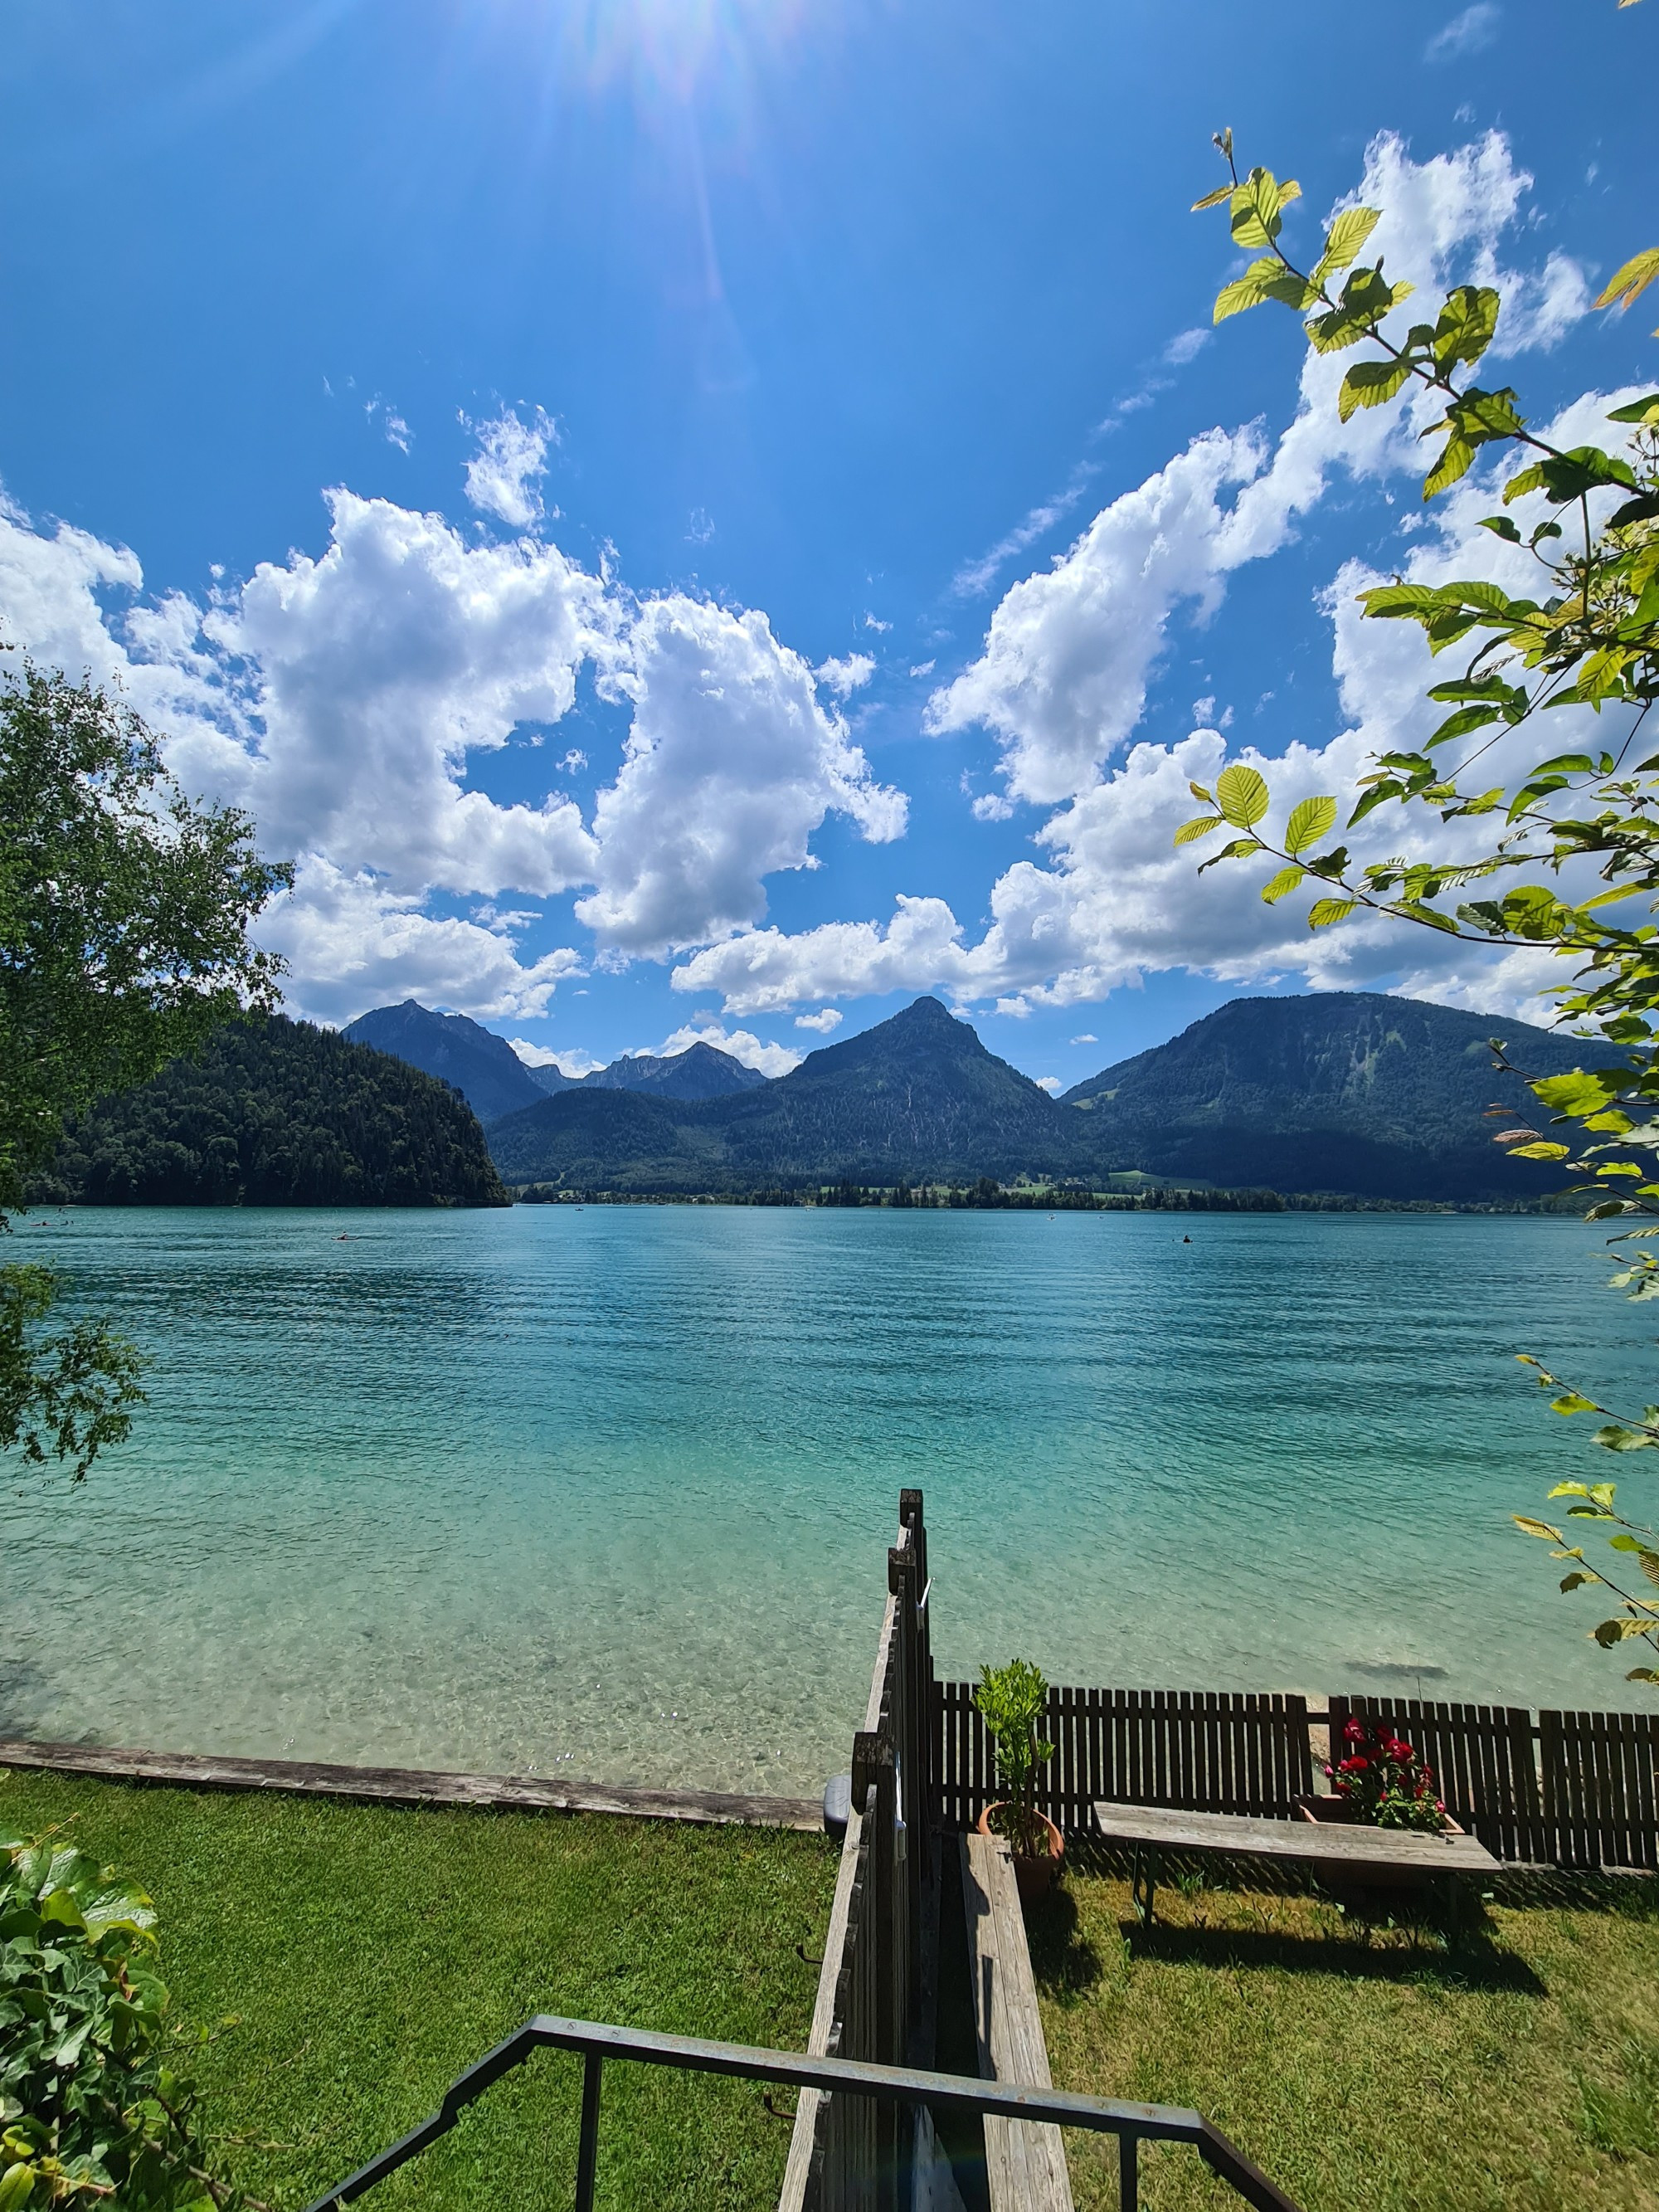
[
  {"left": 0, "top": 1738, "right": 821, "bottom": 1831},
  {"left": 961, "top": 1834, "right": 1074, "bottom": 2212}
]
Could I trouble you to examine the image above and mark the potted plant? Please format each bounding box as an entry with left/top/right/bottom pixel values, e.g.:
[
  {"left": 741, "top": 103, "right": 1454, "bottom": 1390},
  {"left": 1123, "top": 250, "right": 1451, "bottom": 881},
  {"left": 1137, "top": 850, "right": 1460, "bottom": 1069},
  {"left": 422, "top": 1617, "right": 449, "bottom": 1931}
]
[
  {"left": 1299, "top": 1718, "right": 1461, "bottom": 1833},
  {"left": 974, "top": 1658, "right": 1064, "bottom": 1900}
]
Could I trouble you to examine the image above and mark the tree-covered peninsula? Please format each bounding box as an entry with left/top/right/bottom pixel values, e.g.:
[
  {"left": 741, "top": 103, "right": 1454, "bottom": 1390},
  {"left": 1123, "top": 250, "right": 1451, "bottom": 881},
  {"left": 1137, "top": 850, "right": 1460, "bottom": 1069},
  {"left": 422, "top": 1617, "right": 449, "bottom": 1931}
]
[{"left": 35, "top": 1014, "right": 508, "bottom": 1209}]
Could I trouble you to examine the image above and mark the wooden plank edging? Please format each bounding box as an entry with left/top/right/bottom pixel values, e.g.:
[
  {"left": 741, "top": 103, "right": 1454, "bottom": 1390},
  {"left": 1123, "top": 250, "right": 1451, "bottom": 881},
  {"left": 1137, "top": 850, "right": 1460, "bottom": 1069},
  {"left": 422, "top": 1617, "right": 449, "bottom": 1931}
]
[{"left": 0, "top": 1738, "right": 821, "bottom": 1832}]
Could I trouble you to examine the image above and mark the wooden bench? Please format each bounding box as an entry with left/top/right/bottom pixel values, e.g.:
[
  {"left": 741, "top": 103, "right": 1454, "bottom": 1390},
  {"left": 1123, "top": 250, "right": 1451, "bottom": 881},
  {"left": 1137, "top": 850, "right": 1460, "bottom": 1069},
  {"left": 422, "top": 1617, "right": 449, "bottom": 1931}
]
[
  {"left": 961, "top": 1834, "right": 1074, "bottom": 2212},
  {"left": 1092, "top": 1800, "right": 1500, "bottom": 1933}
]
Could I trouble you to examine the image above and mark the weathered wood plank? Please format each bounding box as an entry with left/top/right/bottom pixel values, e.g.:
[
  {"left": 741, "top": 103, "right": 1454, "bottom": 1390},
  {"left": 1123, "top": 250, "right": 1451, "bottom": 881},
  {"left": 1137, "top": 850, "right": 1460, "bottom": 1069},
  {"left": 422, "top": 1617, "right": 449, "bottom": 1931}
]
[
  {"left": 961, "top": 1834, "right": 1074, "bottom": 2212},
  {"left": 1092, "top": 1799, "right": 1497, "bottom": 1875},
  {"left": 0, "top": 1739, "right": 820, "bottom": 1830}
]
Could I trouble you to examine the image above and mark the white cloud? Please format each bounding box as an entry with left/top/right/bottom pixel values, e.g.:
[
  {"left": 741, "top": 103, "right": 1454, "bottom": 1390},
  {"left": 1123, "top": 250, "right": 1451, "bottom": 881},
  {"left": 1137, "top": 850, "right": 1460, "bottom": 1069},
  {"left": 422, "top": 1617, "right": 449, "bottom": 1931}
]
[
  {"left": 1034, "top": 1075, "right": 1063, "bottom": 1094},
  {"left": 263, "top": 859, "right": 584, "bottom": 1027},
  {"left": 928, "top": 130, "right": 1588, "bottom": 814},
  {"left": 463, "top": 406, "right": 557, "bottom": 529},
  {"left": 909, "top": 659, "right": 936, "bottom": 678},
  {"left": 673, "top": 894, "right": 986, "bottom": 1016},
  {"left": 508, "top": 1038, "right": 604, "bottom": 1077},
  {"left": 0, "top": 476, "right": 910, "bottom": 1022},
  {"left": 1070, "top": 1034, "right": 1097, "bottom": 1045},
  {"left": 815, "top": 651, "right": 875, "bottom": 696},
  {"left": 1427, "top": 4, "right": 1499, "bottom": 62},
  {"left": 655, "top": 1021, "right": 800, "bottom": 1077},
  {"left": 863, "top": 612, "right": 892, "bottom": 633},
  {"left": 1163, "top": 328, "right": 1209, "bottom": 367},
  {"left": 211, "top": 490, "right": 605, "bottom": 901},
  {"left": 674, "top": 381, "right": 1645, "bottom": 1022},
  {"left": 795, "top": 1007, "right": 843, "bottom": 1033},
  {"left": 575, "top": 595, "right": 905, "bottom": 957}
]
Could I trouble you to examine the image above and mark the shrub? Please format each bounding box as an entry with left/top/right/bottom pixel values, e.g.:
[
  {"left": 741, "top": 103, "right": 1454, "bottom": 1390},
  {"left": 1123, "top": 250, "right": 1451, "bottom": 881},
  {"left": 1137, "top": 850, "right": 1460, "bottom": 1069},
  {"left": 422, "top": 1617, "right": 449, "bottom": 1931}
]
[
  {"left": 1326, "top": 1720, "right": 1448, "bottom": 1833},
  {"left": 0, "top": 1830, "right": 230, "bottom": 2211},
  {"left": 975, "top": 1659, "right": 1056, "bottom": 1859}
]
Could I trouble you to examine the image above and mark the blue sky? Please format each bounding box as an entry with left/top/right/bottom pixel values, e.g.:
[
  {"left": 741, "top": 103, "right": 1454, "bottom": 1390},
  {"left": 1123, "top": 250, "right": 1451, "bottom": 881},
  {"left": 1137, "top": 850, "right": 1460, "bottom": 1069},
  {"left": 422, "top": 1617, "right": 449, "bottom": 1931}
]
[{"left": 2, "top": 0, "right": 1653, "bottom": 1084}]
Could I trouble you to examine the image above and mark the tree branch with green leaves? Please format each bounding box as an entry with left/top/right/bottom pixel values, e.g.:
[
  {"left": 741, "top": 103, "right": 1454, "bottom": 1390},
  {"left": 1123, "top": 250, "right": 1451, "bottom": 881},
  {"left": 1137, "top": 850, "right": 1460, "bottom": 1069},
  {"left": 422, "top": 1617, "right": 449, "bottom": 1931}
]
[
  {"left": 0, "top": 662, "right": 293, "bottom": 1484},
  {"left": 1179, "top": 101, "right": 1659, "bottom": 1679}
]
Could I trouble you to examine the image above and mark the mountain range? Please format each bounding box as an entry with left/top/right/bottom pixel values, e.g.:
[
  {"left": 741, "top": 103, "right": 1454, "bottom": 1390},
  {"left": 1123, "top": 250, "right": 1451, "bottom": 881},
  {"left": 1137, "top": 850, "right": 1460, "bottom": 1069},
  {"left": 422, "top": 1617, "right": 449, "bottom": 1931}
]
[
  {"left": 481, "top": 991, "right": 1596, "bottom": 1201},
  {"left": 341, "top": 1001, "right": 765, "bottom": 1119}
]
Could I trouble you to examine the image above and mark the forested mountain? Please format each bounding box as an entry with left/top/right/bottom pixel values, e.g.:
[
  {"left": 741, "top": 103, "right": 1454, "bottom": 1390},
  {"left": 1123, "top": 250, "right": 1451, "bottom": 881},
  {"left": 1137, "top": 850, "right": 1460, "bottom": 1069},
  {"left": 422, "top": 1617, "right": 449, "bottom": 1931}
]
[
  {"left": 488, "top": 990, "right": 1599, "bottom": 1201},
  {"left": 38, "top": 1016, "right": 509, "bottom": 1207},
  {"left": 342, "top": 1000, "right": 547, "bottom": 1121},
  {"left": 488, "top": 996, "right": 1078, "bottom": 1191},
  {"left": 1061, "top": 992, "right": 1594, "bottom": 1201}
]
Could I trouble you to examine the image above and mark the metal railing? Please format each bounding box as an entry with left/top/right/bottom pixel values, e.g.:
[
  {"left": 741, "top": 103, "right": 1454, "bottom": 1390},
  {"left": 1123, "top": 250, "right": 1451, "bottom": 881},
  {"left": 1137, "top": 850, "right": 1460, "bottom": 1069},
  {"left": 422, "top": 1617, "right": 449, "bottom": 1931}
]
[{"left": 300, "top": 2013, "right": 1302, "bottom": 2212}]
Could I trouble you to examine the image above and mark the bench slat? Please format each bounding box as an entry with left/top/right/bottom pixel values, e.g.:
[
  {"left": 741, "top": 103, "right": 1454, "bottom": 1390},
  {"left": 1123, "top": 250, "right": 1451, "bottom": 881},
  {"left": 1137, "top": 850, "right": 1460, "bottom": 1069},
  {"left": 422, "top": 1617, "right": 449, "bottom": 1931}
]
[
  {"left": 961, "top": 1834, "right": 1074, "bottom": 2212},
  {"left": 1092, "top": 1800, "right": 1498, "bottom": 1874}
]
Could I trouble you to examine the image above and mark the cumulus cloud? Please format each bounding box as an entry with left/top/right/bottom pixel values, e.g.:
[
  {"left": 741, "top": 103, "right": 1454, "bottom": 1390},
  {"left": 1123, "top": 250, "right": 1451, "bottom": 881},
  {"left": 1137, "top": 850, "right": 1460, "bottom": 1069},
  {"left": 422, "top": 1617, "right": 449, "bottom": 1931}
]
[
  {"left": 676, "top": 381, "right": 1644, "bottom": 1022},
  {"left": 928, "top": 130, "right": 1588, "bottom": 813},
  {"left": 0, "top": 472, "right": 911, "bottom": 1020},
  {"left": 463, "top": 406, "right": 557, "bottom": 529},
  {"left": 655, "top": 1021, "right": 800, "bottom": 1077},
  {"left": 795, "top": 1007, "right": 843, "bottom": 1033},
  {"left": 264, "top": 860, "right": 585, "bottom": 1027},
  {"left": 575, "top": 596, "right": 905, "bottom": 957},
  {"left": 814, "top": 651, "right": 875, "bottom": 696},
  {"left": 212, "top": 490, "right": 606, "bottom": 900}
]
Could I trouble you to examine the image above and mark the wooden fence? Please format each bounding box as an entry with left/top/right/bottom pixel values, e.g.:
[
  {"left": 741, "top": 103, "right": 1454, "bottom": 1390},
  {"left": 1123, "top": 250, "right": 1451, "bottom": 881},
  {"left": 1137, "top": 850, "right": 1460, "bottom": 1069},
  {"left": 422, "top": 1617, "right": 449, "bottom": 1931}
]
[
  {"left": 937, "top": 1680, "right": 1659, "bottom": 1870},
  {"left": 781, "top": 1491, "right": 937, "bottom": 2212}
]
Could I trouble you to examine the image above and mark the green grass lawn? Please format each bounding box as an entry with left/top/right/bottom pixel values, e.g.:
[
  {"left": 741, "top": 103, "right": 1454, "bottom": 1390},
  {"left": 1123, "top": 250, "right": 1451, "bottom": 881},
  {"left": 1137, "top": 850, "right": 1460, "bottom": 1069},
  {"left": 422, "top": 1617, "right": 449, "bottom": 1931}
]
[
  {"left": 1024, "top": 1846, "right": 1659, "bottom": 2212},
  {"left": 0, "top": 1769, "right": 838, "bottom": 2212}
]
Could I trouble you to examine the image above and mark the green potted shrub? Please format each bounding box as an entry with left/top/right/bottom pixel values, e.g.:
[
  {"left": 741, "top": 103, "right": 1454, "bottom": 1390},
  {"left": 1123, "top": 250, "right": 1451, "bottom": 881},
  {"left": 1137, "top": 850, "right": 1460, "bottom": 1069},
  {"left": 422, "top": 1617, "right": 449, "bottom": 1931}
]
[{"left": 974, "top": 1658, "right": 1063, "bottom": 1899}]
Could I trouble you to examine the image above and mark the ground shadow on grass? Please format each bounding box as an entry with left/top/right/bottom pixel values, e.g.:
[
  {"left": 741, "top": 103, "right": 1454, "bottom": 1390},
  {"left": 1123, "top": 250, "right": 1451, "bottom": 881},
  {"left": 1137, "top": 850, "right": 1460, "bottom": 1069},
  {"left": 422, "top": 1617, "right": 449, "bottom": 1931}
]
[
  {"left": 1495, "top": 1866, "right": 1659, "bottom": 1919},
  {"left": 1026, "top": 1844, "right": 1548, "bottom": 1997}
]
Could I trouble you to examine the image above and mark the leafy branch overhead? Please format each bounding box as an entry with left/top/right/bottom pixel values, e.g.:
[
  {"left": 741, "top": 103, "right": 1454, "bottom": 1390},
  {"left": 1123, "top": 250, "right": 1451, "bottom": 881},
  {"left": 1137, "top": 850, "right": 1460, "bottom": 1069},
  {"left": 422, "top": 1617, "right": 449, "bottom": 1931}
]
[{"left": 1180, "top": 89, "right": 1659, "bottom": 1681}]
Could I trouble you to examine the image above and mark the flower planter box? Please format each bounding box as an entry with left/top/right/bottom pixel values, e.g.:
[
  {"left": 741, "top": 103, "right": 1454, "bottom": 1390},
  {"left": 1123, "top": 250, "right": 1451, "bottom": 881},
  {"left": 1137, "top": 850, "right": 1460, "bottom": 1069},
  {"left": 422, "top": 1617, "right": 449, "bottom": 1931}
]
[{"left": 1296, "top": 1794, "right": 1463, "bottom": 1835}]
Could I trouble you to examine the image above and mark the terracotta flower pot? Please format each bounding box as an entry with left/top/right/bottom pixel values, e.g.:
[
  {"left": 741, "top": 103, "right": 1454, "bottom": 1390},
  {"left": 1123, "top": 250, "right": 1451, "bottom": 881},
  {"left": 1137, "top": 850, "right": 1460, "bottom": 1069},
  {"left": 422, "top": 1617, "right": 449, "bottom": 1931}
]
[
  {"left": 1296, "top": 1794, "right": 1463, "bottom": 1834},
  {"left": 977, "top": 1803, "right": 1065, "bottom": 1901}
]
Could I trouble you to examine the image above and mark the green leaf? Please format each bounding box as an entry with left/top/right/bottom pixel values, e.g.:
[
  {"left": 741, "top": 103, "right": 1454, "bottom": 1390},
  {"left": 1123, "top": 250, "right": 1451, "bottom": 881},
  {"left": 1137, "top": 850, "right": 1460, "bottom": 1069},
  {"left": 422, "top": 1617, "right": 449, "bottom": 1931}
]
[
  {"left": 1313, "top": 206, "right": 1381, "bottom": 284},
  {"left": 1515, "top": 1516, "right": 1565, "bottom": 1542},
  {"left": 1503, "top": 463, "right": 1546, "bottom": 505},
  {"left": 1607, "top": 391, "right": 1659, "bottom": 426},
  {"left": 1338, "top": 357, "right": 1413, "bottom": 422},
  {"left": 1596, "top": 1425, "right": 1658, "bottom": 1451},
  {"left": 1508, "top": 1141, "right": 1571, "bottom": 1161},
  {"left": 1260, "top": 865, "right": 1306, "bottom": 905},
  {"left": 1214, "top": 763, "right": 1269, "bottom": 829},
  {"left": 1283, "top": 795, "right": 1337, "bottom": 856},
  {"left": 1174, "top": 814, "right": 1223, "bottom": 846},
  {"left": 1594, "top": 247, "right": 1659, "bottom": 319},
  {"left": 1560, "top": 1571, "right": 1598, "bottom": 1592},
  {"left": 1433, "top": 285, "right": 1501, "bottom": 369},
  {"left": 1191, "top": 184, "right": 1233, "bottom": 212},
  {"left": 1305, "top": 897, "right": 1355, "bottom": 930},
  {"left": 1423, "top": 435, "right": 1476, "bottom": 499},
  {"left": 1228, "top": 167, "right": 1300, "bottom": 251},
  {"left": 1593, "top": 1616, "right": 1659, "bottom": 1647},
  {"left": 1550, "top": 1394, "right": 1599, "bottom": 1415},
  {"left": 1479, "top": 514, "right": 1522, "bottom": 543}
]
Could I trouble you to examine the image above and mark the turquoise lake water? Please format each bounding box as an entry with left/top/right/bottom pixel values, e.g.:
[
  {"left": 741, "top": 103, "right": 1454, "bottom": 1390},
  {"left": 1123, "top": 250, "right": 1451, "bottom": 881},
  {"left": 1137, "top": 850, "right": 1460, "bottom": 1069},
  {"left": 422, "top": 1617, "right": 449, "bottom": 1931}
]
[{"left": 3, "top": 1205, "right": 1655, "bottom": 1796}]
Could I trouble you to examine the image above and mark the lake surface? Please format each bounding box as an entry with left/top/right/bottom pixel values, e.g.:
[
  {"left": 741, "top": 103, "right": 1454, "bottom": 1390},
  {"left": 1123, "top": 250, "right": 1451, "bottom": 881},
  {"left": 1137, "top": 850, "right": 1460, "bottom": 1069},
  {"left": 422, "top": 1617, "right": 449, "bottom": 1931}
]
[{"left": 3, "top": 1206, "right": 1653, "bottom": 1796}]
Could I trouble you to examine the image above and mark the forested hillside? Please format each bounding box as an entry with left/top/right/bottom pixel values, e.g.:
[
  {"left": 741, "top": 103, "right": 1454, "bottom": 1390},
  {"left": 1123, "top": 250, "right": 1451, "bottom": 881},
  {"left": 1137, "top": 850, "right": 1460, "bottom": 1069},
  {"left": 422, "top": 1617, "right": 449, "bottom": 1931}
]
[
  {"left": 1062, "top": 992, "right": 1593, "bottom": 1201},
  {"left": 36, "top": 1016, "right": 509, "bottom": 1207}
]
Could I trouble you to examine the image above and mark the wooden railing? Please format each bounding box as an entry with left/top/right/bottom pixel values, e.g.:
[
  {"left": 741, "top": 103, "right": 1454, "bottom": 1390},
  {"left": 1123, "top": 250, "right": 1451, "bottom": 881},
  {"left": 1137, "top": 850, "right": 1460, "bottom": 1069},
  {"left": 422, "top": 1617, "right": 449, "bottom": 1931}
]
[
  {"left": 781, "top": 1490, "right": 936, "bottom": 2212},
  {"left": 937, "top": 1680, "right": 1659, "bottom": 1869}
]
